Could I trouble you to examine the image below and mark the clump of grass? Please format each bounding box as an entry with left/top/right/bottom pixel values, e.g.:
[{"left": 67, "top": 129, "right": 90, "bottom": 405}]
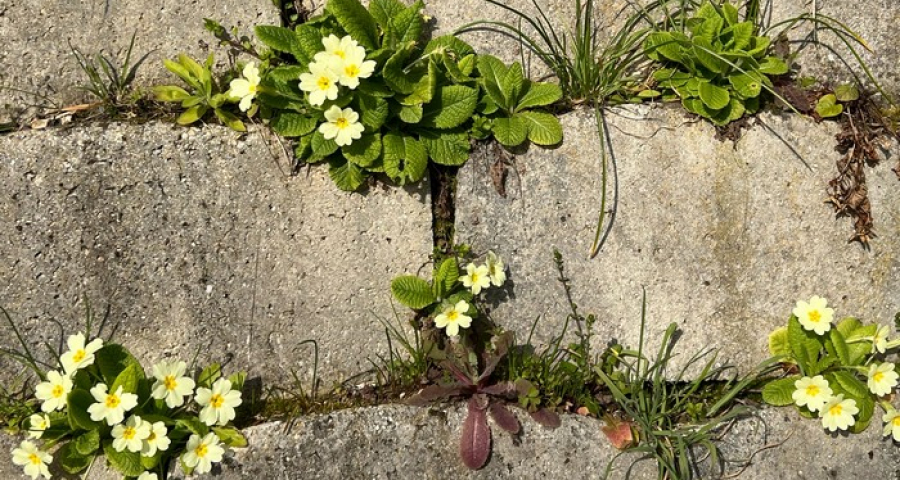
[
  {"left": 370, "top": 305, "right": 435, "bottom": 389},
  {"left": 70, "top": 32, "right": 152, "bottom": 114}
]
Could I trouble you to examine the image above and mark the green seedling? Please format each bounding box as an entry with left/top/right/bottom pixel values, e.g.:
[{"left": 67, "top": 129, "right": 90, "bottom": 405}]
[{"left": 154, "top": 53, "right": 246, "bottom": 131}]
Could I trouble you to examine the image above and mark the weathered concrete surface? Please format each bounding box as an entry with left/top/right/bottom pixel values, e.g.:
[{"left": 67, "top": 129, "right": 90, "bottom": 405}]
[
  {"left": 0, "top": 0, "right": 279, "bottom": 119},
  {"left": 5, "top": 404, "right": 894, "bottom": 479},
  {"left": 0, "top": 123, "right": 432, "bottom": 386},
  {"left": 457, "top": 106, "right": 900, "bottom": 377}
]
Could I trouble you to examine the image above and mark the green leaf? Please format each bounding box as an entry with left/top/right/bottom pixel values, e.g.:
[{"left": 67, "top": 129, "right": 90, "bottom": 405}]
[
  {"left": 728, "top": 72, "right": 762, "bottom": 98},
  {"left": 728, "top": 22, "right": 753, "bottom": 50},
  {"left": 104, "top": 440, "right": 143, "bottom": 477},
  {"left": 73, "top": 429, "right": 101, "bottom": 456},
  {"left": 758, "top": 56, "right": 789, "bottom": 75},
  {"left": 343, "top": 133, "right": 382, "bottom": 167},
  {"left": 644, "top": 32, "right": 685, "bottom": 63},
  {"left": 198, "top": 363, "right": 222, "bottom": 389},
  {"left": 424, "top": 35, "right": 476, "bottom": 57},
  {"left": 422, "top": 86, "right": 479, "bottom": 129},
  {"left": 698, "top": 81, "right": 730, "bottom": 110},
  {"left": 227, "top": 371, "right": 247, "bottom": 393},
  {"left": 67, "top": 388, "right": 100, "bottom": 430},
  {"left": 58, "top": 442, "right": 92, "bottom": 474},
  {"left": 254, "top": 26, "right": 298, "bottom": 53},
  {"left": 421, "top": 130, "right": 470, "bottom": 166},
  {"left": 851, "top": 394, "right": 875, "bottom": 433},
  {"left": 433, "top": 257, "right": 460, "bottom": 299},
  {"left": 312, "top": 130, "right": 340, "bottom": 159},
  {"left": 153, "top": 85, "right": 191, "bottom": 102},
  {"left": 768, "top": 326, "right": 790, "bottom": 357},
  {"left": 176, "top": 105, "right": 208, "bottom": 125},
  {"left": 501, "top": 62, "right": 526, "bottom": 108},
  {"left": 392, "top": 1, "right": 425, "bottom": 44},
  {"left": 383, "top": 46, "right": 421, "bottom": 95},
  {"left": 327, "top": 0, "right": 379, "bottom": 50},
  {"left": 391, "top": 275, "right": 437, "bottom": 309},
  {"left": 518, "top": 111, "right": 563, "bottom": 146},
  {"left": 141, "top": 451, "right": 163, "bottom": 470},
  {"left": 213, "top": 426, "right": 249, "bottom": 447},
  {"left": 271, "top": 113, "right": 318, "bottom": 137},
  {"left": 111, "top": 363, "right": 142, "bottom": 395},
  {"left": 398, "top": 104, "right": 423, "bottom": 123},
  {"left": 358, "top": 94, "right": 389, "bottom": 130},
  {"left": 369, "top": 0, "right": 405, "bottom": 29},
  {"left": 829, "top": 371, "right": 869, "bottom": 399},
  {"left": 177, "top": 417, "right": 209, "bottom": 437},
  {"left": 492, "top": 116, "right": 528, "bottom": 147},
  {"left": 815, "top": 94, "right": 843, "bottom": 118},
  {"left": 476, "top": 55, "right": 510, "bottom": 109},
  {"left": 761, "top": 377, "right": 799, "bottom": 406},
  {"left": 214, "top": 108, "right": 246, "bottom": 132},
  {"left": 401, "top": 60, "right": 438, "bottom": 106},
  {"left": 692, "top": 37, "right": 725, "bottom": 73},
  {"left": 328, "top": 158, "right": 368, "bottom": 191},
  {"left": 95, "top": 344, "right": 142, "bottom": 385},
  {"left": 267, "top": 65, "right": 307, "bottom": 83},
  {"left": 788, "top": 315, "right": 823, "bottom": 375},
  {"left": 835, "top": 83, "right": 860, "bottom": 102},
  {"left": 383, "top": 133, "right": 428, "bottom": 185},
  {"left": 294, "top": 25, "right": 324, "bottom": 65},
  {"left": 826, "top": 329, "right": 851, "bottom": 366}
]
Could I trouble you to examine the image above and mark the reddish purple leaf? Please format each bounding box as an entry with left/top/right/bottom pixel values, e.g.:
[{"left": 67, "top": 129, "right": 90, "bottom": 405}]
[
  {"left": 480, "top": 381, "right": 517, "bottom": 398},
  {"left": 601, "top": 418, "right": 635, "bottom": 450},
  {"left": 460, "top": 397, "right": 492, "bottom": 470},
  {"left": 489, "top": 403, "right": 521, "bottom": 434},
  {"left": 407, "top": 385, "right": 464, "bottom": 406},
  {"left": 529, "top": 407, "right": 561, "bottom": 429}
]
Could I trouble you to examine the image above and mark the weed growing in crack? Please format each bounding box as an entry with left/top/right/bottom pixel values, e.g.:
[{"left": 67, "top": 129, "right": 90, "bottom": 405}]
[{"left": 70, "top": 32, "right": 153, "bottom": 116}]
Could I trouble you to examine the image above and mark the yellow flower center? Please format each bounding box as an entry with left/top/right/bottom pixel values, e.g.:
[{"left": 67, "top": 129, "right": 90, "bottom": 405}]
[
  {"left": 73, "top": 350, "right": 86, "bottom": 362},
  {"left": 195, "top": 443, "right": 208, "bottom": 458},
  {"left": 446, "top": 311, "right": 459, "bottom": 323},
  {"left": 105, "top": 394, "right": 121, "bottom": 409},
  {"left": 874, "top": 372, "right": 884, "bottom": 383},
  {"left": 248, "top": 84, "right": 258, "bottom": 94},
  {"left": 344, "top": 64, "right": 360, "bottom": 78},
  {"left": 51, "top": 385, "right": 65, "bottom": 398},
  {"left": 210, "top": 394, "right": 225, "bottom": 408},
  {"left": 805, "top": 385, "right": 820, "bottom": 396},
  {"left": 164, "top": 375, "right": 178, "bottom": 391},
  {"left": 808, "top": 310, "right": 821, "bottom": 323},
  {"left": 317, "top": 76, "right": 332, "bottom": 90},
  {"left": 335, "top": 49, "right": 346, "bottom": 59},
  {"left": 122, "top": 426, "right": 136, "bottom": 440},
  {"left": 893, "top": 416, "right": 900, "bottom": 427},
  {"left": 829, "top": 404, "right": 843, "bottom": 416},
  {"left": 147, "top": 431, "right": 157, "bottom": 442},
  {"left": 28, "top": 453, "right": 41, "bottom": 465},
  {"left": 335, "top": 117, "right": 349, "bottom": 129},
  {"left": 470, "top": 273, "right": 480, "bottom": 283}
]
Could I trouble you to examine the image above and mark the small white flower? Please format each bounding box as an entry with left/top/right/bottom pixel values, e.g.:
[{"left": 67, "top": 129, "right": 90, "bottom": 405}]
[
  {"left": 333, "top": 46, "right": 376, "bottom": 89},
  {"left": 883, "top": 408, "right": 900, "bottom": 442},
  {"left": 151, "top": 360, "right": 196, "bottom": 408},
  {"left": 11, "top": 440, "right": 52, "bottom": 480},
  {"left": 228, "top": 62, "right": 261, "bottom": 112},
  {"left": 182, "top": 432, "right": 225, "bottom": 474},
  {"left": 87, "top": 383, "right": 138, "bottom": 426},
  {"left": 27, "top": 414, "right": 50, "bottom": 439},
  {"left": 299, "top": 60, "right": 340, "bottom": 106},
  {"left": 819, "top": 394, "right": 858, "bottom": 432},
  {"left": 141, "top": 421, "right": 171, "bottom": 456},
  {"left": 318, "top": 106, "right": 364, "bottom": 147},
  {"left": 867, "top": 362, "right": 899, "bottom": 396},
  {"left": 34, "top": 370, "right": 72, "bottom": 412},
  {"left": 137, "top": 472, "right": 159, "bottom": 480},
  {"left": 792, "top": 296, "right": 834, "bottom": 335},
  {"left": 461, "top": 263, "right": 491, "bottom": 295},
  {"left": 433, "top": 300, "right": 472, "bottom": 337},
  {"left": 195, "top": 378, "right": 243, "bottom": 426},
  {"left": 60, "top": 332, "right": 104, "bottom": 376},
  {"left": 873, "top": 324, "right": 890, "bottom": 354},
  {"left": 792, "top": 375, "right": 833, "bottom": 412},
  {"left": 112, "top": 415, "right": 151, "bottom": 453},
  {"left": 315, "top": 34, "right": 360, "bottom": 63},
  {"left": 485, "top": 251, "right": 506, "bottom": 287}
]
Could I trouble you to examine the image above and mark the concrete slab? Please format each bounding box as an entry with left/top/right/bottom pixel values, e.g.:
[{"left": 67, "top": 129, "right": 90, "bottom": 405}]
[
  {"left": 0, "top": 122, "right": 432, "bottom": 386},
  {"left": 456, "top": 106, "right": 900, "bottom": 377},
  {"left": 0, "top": 0, "right": 279, "bottom": 118}
]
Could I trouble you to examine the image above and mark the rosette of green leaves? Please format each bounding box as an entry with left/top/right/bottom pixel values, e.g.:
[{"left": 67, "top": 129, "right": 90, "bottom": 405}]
[
  {"left": 643, "top": 1, "right": 788, "bottom": 126},
  {"left": 153, "top": 54, "right": 246, "bottom": 131},
  {"left": 762, "top": 316, "right": 881, "bottom": 433},
  {"left": 28, "top": 343, "right": 247, "bottom": 478},
  {"left": 391, "top": 256, "right": 475, "bottom": 321},
  {"left": 475, "top": 55, "right": 563, "bottom": 147}
]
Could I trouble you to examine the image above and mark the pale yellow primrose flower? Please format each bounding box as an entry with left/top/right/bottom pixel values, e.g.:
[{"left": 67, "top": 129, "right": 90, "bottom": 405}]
[
  {"left": 11, "top": 440, "right": 52, "bottom": 480},
  {"left": 60, "top": 332, "right": 104, "bottom": 376},
  {"left": 299, "top": 60, "right": 340, "bottom": 106},
  {"left": 792, "top": 375, "right": 833, "bottom": 412},
  {"left": 485, "top": 251, "right": 506, "bottom": 287},
  {"left": 820, "top": 394, "right": 858, "bottom": 432},
  {"left": 228, "top": 62, "right": 261, "bottom": 112},
  {"left": 315, "top": 34, "right": 360, "bottom": 63},
  {"left": 867, "top": 362, "right": 899, "bottom": 396},
  {"left": 873, "top": 325, "right": 890, "bottom": 354},
  {"left": 27, "top": 414, "right": 50, "bottom": 439},
  {"left": 882, "top": 408, "right": 900, "bottom": 441},
  {"left": 434, "top": 300, "right": 472, "bottom": 337},
  {"left": 461, "top": 263, "right": 491, "bottom": 295},
  {"left": 87, "top": 383, "right": 138, "bottom": 426},
  {"left": 112, "top": 415, "right": 151, "bottom": 453},
  {"left": 142, "top": 420, "right": 171, "bottom": 456},
  {"left": 318, "top": 106, "right": 364, "bottom": 147},
  {"left": 35, "top": 370, "right": 72, "bottom": 412},
  {"left": 137, "top": 472, "right": 159, "bottom": 480},
  {"left": 792, "top": 296, "right": 834, "bottom": 335},
  {"left": 334, "top": 46, "right": 376, "bottom": 89},
  {"left": 196, "top": 378, "right": 243, "bottom": 426},
  {"left": 151, "top": 360, "right": 196, "bottom": 408},
  {"left": 182, "top": 432, "right": 225, "bottom": 474}
]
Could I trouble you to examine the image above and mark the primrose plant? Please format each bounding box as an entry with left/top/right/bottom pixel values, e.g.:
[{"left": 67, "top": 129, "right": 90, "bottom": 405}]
[
  {"left": 6, "top": 327, "right": 246, "bottom": 480},
  {"left": 391, "top": 250, "right": 560, "bottom": 470},
  {"left": 763, "top": 296, "right": 900, "bottom": 438}
]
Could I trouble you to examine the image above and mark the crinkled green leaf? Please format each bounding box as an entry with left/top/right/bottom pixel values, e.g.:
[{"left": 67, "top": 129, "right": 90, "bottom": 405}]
[
  {"left": 197, "top": 363, "right": 222, "bottom": 389},
  {"left": 294, "top": 25, "right": 324, "bottom": 65},
  {"left": 698, "top": 81, "right": 730, "bottom": 110},
  {"left": 768, "top": 326, "right": 790, "bottom": 357},
  {"left": 271, "top": 113, "right": 318, "bottom": 137},
  {"left": 492, "top": 115, "right": 528, "bottom": 147},
  {"left": 517, "top": 82, "right": 562, "bottom": 110},
  {"left": 829, "top": 371, "right": 869, "bottom": 399},
  {"left": 67, "top": 388, "right": 99, "bottom": 431},
  {"left": 110, "top": 362, "right": 143, "bottom": 397},
  {"left": 421, "top": 130, "right": 470, "bottom": 166},
  {"left": 424, "top": 35, "right": 476, "bottom": 57},
  {"left": 153, "top": 85, "right": 191, "bottom": 102},
  {"left": 358, "top": 94, "right": 390, "bottom": 130},
  {"left": 692, "top": 37, "right": 725, "bottom": 73},
  {"left": 728, "top": 22, "right": 753, "bottom": 50},
  {"left": 312, "top": 130, "right": 340, "bottom": 159},
  {"left": 73, "top": 429, "right": 101, "bottom": 456},
  {"left": 267, "top": 65, "right": 307, "bottom": 83},
  {"left": 214, "top": 108, "right": 246, "bottom": 132},
  {"left": 816, "top": 94, "right": 843, "bottom": 118},
  {"left": 401, "top": 60, "right": 438, "bottom": 106},
  {"left": 383, "top": 133, "right": 427, "bottom": 185},
  {"left": 383, "top": 46, "right": 422, "bottom": 95},
  {"left": 518, "top": 111, "right": 563, "bottom": 146},
  {"left": 328, "top": 157, "right": 368, "bottom": 191},
  {"left": 644, "top": 32, "right": 686, "bottom": 63},
  {"left": 422, "top": 85, "right": 478, "bottom": 129},
  {"left": 761, "top": 377, "right": 799, "bottom": 406},
  {"left": 369, "top": 0, "right": 405, "bottom": 29},
  {"left": 433, "top": 257, "right": 460, "bottom": 299},
  {"left": 255, "top": 26, "right": 298, "bottom": 54},
  {"left": 826, "top": 329, "right": 851, "bottom": 366},
  {"left": 176, "top": 105, "right": 208, "bottom": 125},
  {"left": 476, "top": 55, "right": 510, "bottom": 109},
  {"left": 501, "top": 62, "right": 526, "bottom": 107},
  {"left": 393, "top": 1, "right": 425, "bottom": 44},
  {"left": 758, "top": 56, "right": 789, "bottom": 75},
  {"left": 58, "top": 442, "right": 91, "bottom": 474},
  {"left": 343, "top": 133, "right": 382, "bottom": 167},
  {"left": 835, "top": 84, "right": 860, "bottom": 102},
  {"left": 391, "top": 275, "right": 437, "bottom": 309},
  {"left": 398, "top": 104, "right": 423, "bottom": 123},
  {"left": 213, "top": 426, "right": 248, "bottom": 448},
  {"left": 96, "top": 344, "right": 142, "bottom": 385},
  {"left": 788, "top": 315, "right": 824, "bottom": 375},
  {"left": 104, "top": 441, "right": 143, "bottom": 477},
  {"left": 728, "top": 72, "right": 762, "bottom": 98},
  {"left": 327, "top": 0, "right": 379, "bottom": 50}
]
